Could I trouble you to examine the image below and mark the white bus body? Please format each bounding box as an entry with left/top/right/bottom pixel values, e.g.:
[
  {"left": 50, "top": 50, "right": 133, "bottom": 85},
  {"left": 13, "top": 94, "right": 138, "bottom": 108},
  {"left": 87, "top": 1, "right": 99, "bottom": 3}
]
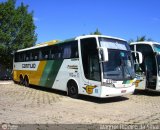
[
  {"left": 13, "top": 35, "right": 136, "bottom": 98},
  {"left": 130, "top": 41, "right": 160, "bottom": 91}
]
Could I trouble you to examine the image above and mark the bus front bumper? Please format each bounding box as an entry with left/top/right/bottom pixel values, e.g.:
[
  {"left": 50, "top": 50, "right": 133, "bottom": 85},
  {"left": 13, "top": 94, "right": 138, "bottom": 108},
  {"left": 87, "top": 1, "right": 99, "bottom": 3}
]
[{"left": 100, "top": 85, "right": 135, "bottom": 98}]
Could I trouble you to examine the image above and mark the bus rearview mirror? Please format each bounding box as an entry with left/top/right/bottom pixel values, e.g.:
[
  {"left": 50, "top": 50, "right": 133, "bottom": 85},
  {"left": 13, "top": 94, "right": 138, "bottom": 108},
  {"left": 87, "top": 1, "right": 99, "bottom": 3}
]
[{"left": 98, "top": 47, "right": 108, "bottom": 62}]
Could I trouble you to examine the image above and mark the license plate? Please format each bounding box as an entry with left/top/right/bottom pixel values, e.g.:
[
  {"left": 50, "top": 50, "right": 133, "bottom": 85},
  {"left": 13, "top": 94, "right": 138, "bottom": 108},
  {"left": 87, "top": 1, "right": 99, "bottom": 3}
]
[{"left": 121, "top": 90, "right": 126, "bottom": 93}]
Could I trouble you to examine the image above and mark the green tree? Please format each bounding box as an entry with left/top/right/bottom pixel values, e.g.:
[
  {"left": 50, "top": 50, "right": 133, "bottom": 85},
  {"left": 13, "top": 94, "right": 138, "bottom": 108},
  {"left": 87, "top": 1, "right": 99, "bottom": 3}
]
[
  {"left": 128, "top": 35, "right": 152, "bottom": 44},
  {"left": 90, "top": 28, "right": 102, "bottom": 35},
  {"left": 0, "top": 0, "right": 37, "bottom": 68}
]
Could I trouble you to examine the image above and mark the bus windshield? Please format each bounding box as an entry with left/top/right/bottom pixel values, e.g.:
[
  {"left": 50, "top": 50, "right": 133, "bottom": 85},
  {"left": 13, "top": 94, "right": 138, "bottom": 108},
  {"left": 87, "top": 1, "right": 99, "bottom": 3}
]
[
  {"left": 153, "top": 44, "right": 160, "bottom": 53},
  {"left": 156, "top": 55, "right": 160, "bottom": 75},
  {"left": 154, "top": 44, "right": 160, "bottom": 76},
  {"left": 99, "top": 38, "right": 135, "bottom": 80}
]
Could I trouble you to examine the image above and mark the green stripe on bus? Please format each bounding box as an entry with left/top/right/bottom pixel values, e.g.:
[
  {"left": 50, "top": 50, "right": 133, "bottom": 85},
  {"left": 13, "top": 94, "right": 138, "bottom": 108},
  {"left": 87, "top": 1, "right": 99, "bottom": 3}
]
[
  {"left": 39, "top": 60, "right": 63, "bottom": 88},
  {"left": 122, "top": 80, "right": 132, "bottom": 84}
]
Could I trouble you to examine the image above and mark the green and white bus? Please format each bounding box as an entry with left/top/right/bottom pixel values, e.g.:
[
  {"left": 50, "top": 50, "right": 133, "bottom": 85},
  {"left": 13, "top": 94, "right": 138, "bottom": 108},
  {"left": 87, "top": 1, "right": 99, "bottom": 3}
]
[
  {"left": 130, "top": 41, "right": 160, "bottom": 91},
  {"left": 13, "top": 35, "right": 136, "bottom": 98}
]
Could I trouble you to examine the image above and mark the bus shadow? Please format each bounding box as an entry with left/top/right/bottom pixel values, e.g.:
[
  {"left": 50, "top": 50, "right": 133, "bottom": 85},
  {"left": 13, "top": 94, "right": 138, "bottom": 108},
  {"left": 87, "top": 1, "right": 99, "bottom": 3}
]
[
  {"left": 28, "top": 85, "right": 129, "bottom": 103},
  {"left": 134, "top": 89, "right": 160, "bottom": 96},
  {"left": 29, "top": 85, "right": 67, "bottom": 97},
  {"left": 78, "top": 95, "right": 129, "bottom": 104}
]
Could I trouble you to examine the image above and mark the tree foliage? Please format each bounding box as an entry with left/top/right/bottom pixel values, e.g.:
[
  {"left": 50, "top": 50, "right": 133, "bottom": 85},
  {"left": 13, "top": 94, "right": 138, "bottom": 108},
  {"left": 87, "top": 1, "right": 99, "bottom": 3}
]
[
  {"left": 90, "top": 28, "right": 102, "bottom": 35},
  {"left": 0, "top": 0, "right": 37, "bottom": 68},
  {"left": 128, "top": 35, "right": 152, "bottom": 44}
]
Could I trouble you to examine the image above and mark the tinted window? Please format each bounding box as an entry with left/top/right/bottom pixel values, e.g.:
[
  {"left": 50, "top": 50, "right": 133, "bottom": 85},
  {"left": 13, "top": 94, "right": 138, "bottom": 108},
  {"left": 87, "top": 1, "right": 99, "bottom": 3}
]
[
  {"left": 62, "top": 41, "right": 78, "bottom": 59},
  {"left": 136, "top": 44, "right": 156, "bottom": 74},
  {"left": 30, "top": 49, "right": 39, "bottom": 61},
  {"left": 50, "top": 45, "right": 62, "bottom": 59},
  {"left": 130, "top": 45, "right": 134, "bottom": 51},
  {"left": 14, "top": 40, "right": 79, "bottom": 62},
  {"left": 14, "top": 52, "right": 25, "bottom": 62},
  {"left": 136, "top": 44, "right": 153, "bottom": 55},
  {"left": 62, "top": 44, "right": 72, "bottom": 59},
  {"left": 25, "top": 51, "right": 30, "bottom": 61},
  {"left": 50, "top": 40, "right": 78, "bottom": 60},
  {"left": 40, "top": 47, "right": 50, "bottom": 60},
  {"left": 80, "top": 38, "right": 100, "bottom": 81}
]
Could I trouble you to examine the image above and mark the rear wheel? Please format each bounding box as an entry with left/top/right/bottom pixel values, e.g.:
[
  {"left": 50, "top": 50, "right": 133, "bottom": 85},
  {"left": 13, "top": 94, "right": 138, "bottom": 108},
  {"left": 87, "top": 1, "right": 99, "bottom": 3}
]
[
  {"left": 24, "top": 76, "right": 29, "bottom": 87},
  {"left": 19, "top": 75, "right": 24, "bottom": 85},
  {"left": 67, "top": 81, "right": 79, "bottom": 98}
]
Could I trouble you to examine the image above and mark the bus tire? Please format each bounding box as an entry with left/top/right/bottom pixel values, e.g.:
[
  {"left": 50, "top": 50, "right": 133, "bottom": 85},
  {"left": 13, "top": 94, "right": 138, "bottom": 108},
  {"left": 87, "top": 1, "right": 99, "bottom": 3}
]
[
  {"left": 67, "top": 80, "right": 79, "bottom": 98},
  {"left": 19, "top": 75, "right": 24, "bottom": 85},
  {"left": 24, "top": 76, "right": 29, "bottom": 87}
]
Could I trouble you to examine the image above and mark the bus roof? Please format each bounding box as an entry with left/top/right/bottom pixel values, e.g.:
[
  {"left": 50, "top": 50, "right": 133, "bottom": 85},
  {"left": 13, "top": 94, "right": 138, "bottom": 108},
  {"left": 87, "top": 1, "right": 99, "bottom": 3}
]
[
  {"left": 130, "top": 41, "right": 160, "bottom": 46},
  {"left": 75, "top": 35, "right": 126, "bottom": 42},
  {"left": 17, "top": 35, "right": 126, "bottom": 52}
]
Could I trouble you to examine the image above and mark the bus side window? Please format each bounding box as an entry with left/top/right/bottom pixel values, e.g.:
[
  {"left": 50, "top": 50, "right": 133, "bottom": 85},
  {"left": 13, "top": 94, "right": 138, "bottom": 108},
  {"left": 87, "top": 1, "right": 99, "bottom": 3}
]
[
  {"left": 35, "top": 56, "right": 38, "bottom": 60},
  {"left": 61, "top": 41, "right": 78, "bottom": 59},
  {"left": 18, "top": 52, "right": 24, "bottom": 62},
  {"left": 54, "top": 46, "right": 62, "bottom": 59},
  {"left": 40, "top": 47, "right": 49, "bottom": 60},
  {"left": 25, "top": 51, "right": 30, "bottom": 61},
  {"left": 50, "top": 52, "right": 55, "bottom": 59},
  {"left": 49, "top": 41, "right": 78, "bottom": 60},
  {"left": 50, "top": 46, "right": 58, "bottom": 60},
  {"left": 50, "top": 47, "right": 54, "bottom": 59},
  {"left": 14, "top": 53, "right": 17, "bottom": 62},
  {"left": 31, "top": 49, "right": 39, "bottom": 61},
  {"left": 62, "top": 44, "right": 71, "bottom": 59},
  {"left": 71, "top": 41, "right": 78, "bottom": 58}
]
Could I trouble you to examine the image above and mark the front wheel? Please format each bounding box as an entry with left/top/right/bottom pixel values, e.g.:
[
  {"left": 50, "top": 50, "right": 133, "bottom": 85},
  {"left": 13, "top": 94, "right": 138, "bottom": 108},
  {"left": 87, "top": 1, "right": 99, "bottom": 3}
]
[{"left": 67, "top": 81, "right": 79, "bottom": 98}]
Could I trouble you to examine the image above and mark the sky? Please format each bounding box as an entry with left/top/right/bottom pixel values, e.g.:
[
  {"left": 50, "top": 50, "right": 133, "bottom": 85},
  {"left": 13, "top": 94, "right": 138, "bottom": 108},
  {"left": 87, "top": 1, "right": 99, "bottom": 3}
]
[{"left": 1, "top": 0, "right": 160, "bottom": 43}]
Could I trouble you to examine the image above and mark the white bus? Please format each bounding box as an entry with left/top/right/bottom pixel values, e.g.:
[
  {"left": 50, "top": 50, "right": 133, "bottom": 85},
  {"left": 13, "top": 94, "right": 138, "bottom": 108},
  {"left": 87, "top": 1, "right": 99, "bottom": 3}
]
[
  {"left": 130, "top": 41, "right": 160, "bottom": 91},
  {"left": 13, "top": 35, "right": 136, "bottom": 98}
]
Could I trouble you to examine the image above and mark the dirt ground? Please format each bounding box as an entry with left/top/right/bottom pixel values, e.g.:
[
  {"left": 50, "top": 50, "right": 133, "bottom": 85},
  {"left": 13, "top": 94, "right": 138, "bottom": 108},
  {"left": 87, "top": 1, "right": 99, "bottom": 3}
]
[{"left": 0, "top": 81, "right": 160, "bottom": 129}]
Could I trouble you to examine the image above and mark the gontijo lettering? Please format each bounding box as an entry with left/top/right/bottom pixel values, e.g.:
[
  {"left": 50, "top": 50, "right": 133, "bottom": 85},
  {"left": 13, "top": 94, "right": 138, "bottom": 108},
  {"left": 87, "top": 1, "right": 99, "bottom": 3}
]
[{"left": 22, "top": 63, "right": 36, "bottom": 68}]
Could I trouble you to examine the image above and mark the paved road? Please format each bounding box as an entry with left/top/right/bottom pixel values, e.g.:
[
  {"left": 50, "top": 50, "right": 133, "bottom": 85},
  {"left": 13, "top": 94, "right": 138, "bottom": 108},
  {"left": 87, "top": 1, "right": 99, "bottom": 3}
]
[
  {"left": 0, "top": 80, "right": 13, "bottom": 84},
  {"left": 0, "top": 83, "right": 160, "bottom": 125}
]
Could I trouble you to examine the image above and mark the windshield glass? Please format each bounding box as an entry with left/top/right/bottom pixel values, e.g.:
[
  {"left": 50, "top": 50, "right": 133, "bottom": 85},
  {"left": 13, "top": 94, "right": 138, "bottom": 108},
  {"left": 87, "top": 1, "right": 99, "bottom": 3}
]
[
  {"left": 102, "top": 50, "right": 135, "bottom": 80},
  {"left": 99, "top": 38, "right": 135, "bottom": 80},
  {"left": 153, "top": 44, "right": 160, "bottom": 53},
  {"left": 153, "top": 44, "right": 160, "bottom": 75},
  {"left": 156, "top": 55, "right": 160, "bottom": 76},
  {"left": 99, "top": 37, "right": 130, "bottom": 51}
]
